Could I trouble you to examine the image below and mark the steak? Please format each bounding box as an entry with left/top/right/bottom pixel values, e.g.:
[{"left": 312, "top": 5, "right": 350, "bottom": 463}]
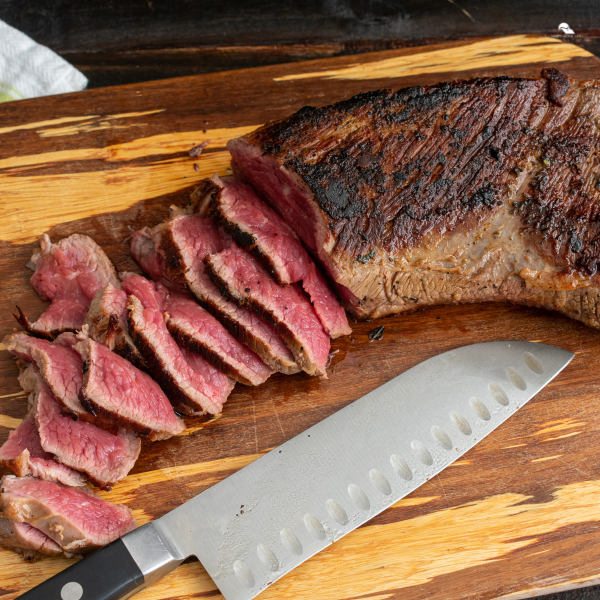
[
  {"left": 124, "top": 276, "right": 235, "bottom": 415},
  {"left": 15, "top": 300, "right": 88, "bottom": 340},
  {"left": 229, "top": 72, "right": 600, "bottom": 326},
  {"left": 121, "top": 272, "right": 164, "bottom": 311},
  {"left": 204, "top": 175, "right": 351, "bottom": 338},
  {"left": 121, "top": 266, "right": 272, "bottom": 384},
  {"left": 130, "top": 227, "right": 180, "bottom": 290},
  {"left": 84, "top": 283, "right": 146, "bottom": 371},
  {"left": 0, "top": 517, "right": 71, "bottom": 560},
  {"left": 24, "top": 365, "right": 140, "bottom": 489},
  {"left": 0, "top": 410, "right": 86, "bottom": 488},
  {"left": 0, "top": 475, "right": 137, "bottom": 553},
  {"left": 149, "top": 215, "right": 298, "bottom": 373},
  {"left": 3, "top": 332, "right": 87, "bottom": 418},
  {"left": 76, "top": 337, "right": 185, "bottom": 440},
  {"left": 17, "top": 234, "right": 121, "bottom": 337},
  {"left": 162, "top": 291, "right": 273, "bottom": 386},
  {"left": 205, "top": 244, "right": 330, "bottom": 377}
]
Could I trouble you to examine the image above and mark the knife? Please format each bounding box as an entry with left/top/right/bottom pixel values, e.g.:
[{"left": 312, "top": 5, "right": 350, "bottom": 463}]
[{"left": 19, "top": 340, "right": 573, "bottom": 600}]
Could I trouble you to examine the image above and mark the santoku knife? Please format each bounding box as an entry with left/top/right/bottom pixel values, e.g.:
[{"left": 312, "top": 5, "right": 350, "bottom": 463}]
[{"left": 19, "top": 341, "right": 573, "bottom": 600}]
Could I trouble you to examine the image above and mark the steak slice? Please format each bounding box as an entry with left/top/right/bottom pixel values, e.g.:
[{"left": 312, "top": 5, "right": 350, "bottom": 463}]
[
  {"left": 0, "top": 475, "right": 137, "bottom": 553},
  {"left": 18, "top": 234, "right": 121, "bottom": 338},
  {"left": 163, "top": 290, "right": 273, "bottom": 386},
  {"left": 121, "top": 272, "right": 164, "bottom": 311},
  {"left": 76, "top": 337, "right": 185, "bottom": 440},
  {"left": 84, "top": 283, "right": 146, "bottom": 371},
  {"left": 0, "top": 518, "right": 71, "bottom": 560},
  {"left": 207, "top": 175, "right": 351, "bottom": 338},
  {"left": 205, "top": 244, "right": 330, "bottom": 377},
  {"left": 15, "top": 300, "right": 88, "bottom": 340},
  {"left": 150, "top": 215, "right": 299, "bottom": 373},
  {"left": 30, "top": 367, "right": 140, "bottom": 490},
  {"left": 130, "top": 227, "right": 179, "bottom": 290},
  {"left": 0, "top": 410, "right": 86, "bottom": 488},
  {"left": 3, "top": 332, "right": 86, "bottom": 418},
  {"left": 125, "top": 277, "right": 235, "bottom": 415},
  {"left": 121, "top": 269, "right": 272, "bottom": 385},
  {"left": 229, "top": 73, "right": 600, "bottom": 325}
]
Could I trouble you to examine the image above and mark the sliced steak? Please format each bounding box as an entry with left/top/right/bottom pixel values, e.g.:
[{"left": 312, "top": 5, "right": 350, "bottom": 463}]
[
  {"left": 150, "top": 215, "right": 298, "bottom": 373},
  {"left": 126, "top": 279, "right": 235, "bottom": 415},
  {"left": 30, "top": 367, "right": 140, "bottom": 490},
  {"left": 229, "top": 74, "right": 600, "bottom": 326},
  {"left": 163, "top": 290, "right": 273, "bottom": 386},
  {"left": 207, "top": 175, "right": 351, "bottom": 338},
  {"left": 84, "top": 283, "right": 146, "bottom": 370},
  {"left": 3, "top": 332, "right": 86, "bottom": 418},
  {"left": 29, "top": 233, "right": 121, "bottom": 304},
  {"left": 76, "top": 337, "right": 185, "bottom": 440},
  {"left": 122, "top": 269, "right": 272, "bottom": 385},
  {"left": 18, "top": 234, "right": 121, "bottom": 337},
  {"left": 1, "top": 475, "right": 137, "bottom": 553},
  {"left": 130, "top": 227, "right": 179, "bottom": 290},
  {"left": 0, "top": 518, "right": 71, "bottom": 560},
  {"left": 0, "top": 411, "right": 86, "bottom": 488},
  {"left": 15, "top": 300, "right": 88, "bottom": 340},
  {"left": 301, "top": 266, "right": 352, "bottom": 340},
  {"left": 205, "top": 244, "right": 330, "bottom": 377},
  {"left": 121, "top": 272, "right": 164, "bottom": 311}
]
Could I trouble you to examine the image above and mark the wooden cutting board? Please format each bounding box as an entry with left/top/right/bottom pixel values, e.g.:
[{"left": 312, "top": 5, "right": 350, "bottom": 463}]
[{"left": 1, "top": 35, "right": 600, "bottom": 600}]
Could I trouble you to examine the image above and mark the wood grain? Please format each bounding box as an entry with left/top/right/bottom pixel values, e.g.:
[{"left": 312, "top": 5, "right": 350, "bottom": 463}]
[{"left": 1, "top": 36, "right": 600, "bottom": 600}]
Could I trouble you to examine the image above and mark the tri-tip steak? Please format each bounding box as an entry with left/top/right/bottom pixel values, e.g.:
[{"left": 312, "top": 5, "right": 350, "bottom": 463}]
[{"left": 229, "top": 69, "right": 600, "bottom": 326}]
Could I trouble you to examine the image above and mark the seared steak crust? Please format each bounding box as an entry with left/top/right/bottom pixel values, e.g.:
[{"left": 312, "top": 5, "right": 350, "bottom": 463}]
[{"left": 230, "top": 73, "right": 600, "bottom": 324}]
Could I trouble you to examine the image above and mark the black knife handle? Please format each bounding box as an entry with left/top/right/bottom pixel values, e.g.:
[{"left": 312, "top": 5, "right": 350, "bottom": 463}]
[{"left": 19, "top": 538, "right": 145, "bottom": 600}]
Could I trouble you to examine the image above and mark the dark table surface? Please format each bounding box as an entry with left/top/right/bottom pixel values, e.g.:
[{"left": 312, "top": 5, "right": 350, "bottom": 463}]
[{"left": 1, "top": 1, "right": 600, "bottom": 599}]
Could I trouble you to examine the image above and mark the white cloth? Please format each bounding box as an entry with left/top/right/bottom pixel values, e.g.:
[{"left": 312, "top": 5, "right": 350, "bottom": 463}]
[{"left": 0, "top": 19, "right": 87, "bottom": 102}]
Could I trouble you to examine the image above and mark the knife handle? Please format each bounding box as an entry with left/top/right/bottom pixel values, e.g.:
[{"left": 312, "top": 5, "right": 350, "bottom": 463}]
[
  {"left": 18, "top": 523, "right": 186, "bottom": 600},
  {"left": 19, "top": 538, "right": 144, "bottom": 600}
]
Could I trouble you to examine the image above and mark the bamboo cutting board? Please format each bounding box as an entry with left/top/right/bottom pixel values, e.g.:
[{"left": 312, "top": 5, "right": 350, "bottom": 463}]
[{"left": 1, "top": 35, "right": 600, "bottom": 600}]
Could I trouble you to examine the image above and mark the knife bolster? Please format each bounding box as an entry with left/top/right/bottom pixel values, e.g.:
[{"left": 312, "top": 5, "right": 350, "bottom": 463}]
[{"left": 121, "top": 522, "right": 187, "bottom": 588}]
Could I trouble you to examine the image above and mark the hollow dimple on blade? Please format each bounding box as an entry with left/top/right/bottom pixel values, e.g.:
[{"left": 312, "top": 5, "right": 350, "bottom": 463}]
[{"left": 156, "top": 341, "right": 574, "bottom": 600}]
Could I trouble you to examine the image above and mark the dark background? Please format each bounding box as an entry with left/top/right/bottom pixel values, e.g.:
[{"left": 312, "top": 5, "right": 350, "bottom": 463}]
[
  {"left": 1, "top": 1, "right": 600, "bottom": 599},
  {"left": 0, "top": 0, "right": 599, "bottom": 88}
]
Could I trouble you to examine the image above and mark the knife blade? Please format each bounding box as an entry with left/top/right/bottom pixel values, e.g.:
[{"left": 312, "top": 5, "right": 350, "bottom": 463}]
[{"left": 19, "top": 341, "right": 573, "bottom": 600}]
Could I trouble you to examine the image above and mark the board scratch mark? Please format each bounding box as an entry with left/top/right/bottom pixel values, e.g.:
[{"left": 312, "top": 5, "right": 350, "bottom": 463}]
[
  {"left": 434, "top": 473, "right": 452, "bottom": 509},
  {"left": 270, "top": 398, "right": 286, "bottom": 438},
  {"left": 555, "top": 455, "right": 599, "bottom": 483},
  {"left": 251, "top": 397, "right": 259, "bottom": 456}
]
